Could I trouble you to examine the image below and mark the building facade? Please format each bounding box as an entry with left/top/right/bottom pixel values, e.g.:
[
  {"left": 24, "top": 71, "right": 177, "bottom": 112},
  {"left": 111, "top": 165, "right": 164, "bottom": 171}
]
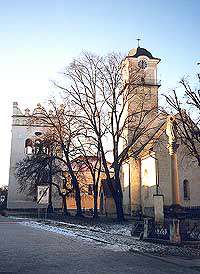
[
  {"left": 121, "top": 47, "right": 200, "bottom": 216},
  {"left": 8, "top": 47, "right": 200, "bottom": 216},
  {"left": 8, "top": 102, "right": 61, "bottom": 210}
]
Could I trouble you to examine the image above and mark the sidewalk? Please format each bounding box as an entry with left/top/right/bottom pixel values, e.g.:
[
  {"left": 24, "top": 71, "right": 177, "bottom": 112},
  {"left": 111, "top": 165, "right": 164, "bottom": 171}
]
[{"left": 12, "top": 216, "right": 200, "bottom": 259}]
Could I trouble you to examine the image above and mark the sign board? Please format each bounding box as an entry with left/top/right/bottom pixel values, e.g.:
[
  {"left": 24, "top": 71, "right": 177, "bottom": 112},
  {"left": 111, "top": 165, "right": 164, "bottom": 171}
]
[{"left": 37, "top": 186, "right": 49, "bottom": 204}]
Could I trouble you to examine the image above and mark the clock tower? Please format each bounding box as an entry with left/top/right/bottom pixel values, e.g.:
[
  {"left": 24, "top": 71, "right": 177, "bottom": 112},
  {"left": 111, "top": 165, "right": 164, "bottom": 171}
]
[
  {"left": 121, "top": 46, "right": 161, "bottom": 215},
  {"left": 122, "top": 46, "right": 161, "bottom": 119},
  {"left": 121, "top": 46, "right": 161, "bottom": 143}
]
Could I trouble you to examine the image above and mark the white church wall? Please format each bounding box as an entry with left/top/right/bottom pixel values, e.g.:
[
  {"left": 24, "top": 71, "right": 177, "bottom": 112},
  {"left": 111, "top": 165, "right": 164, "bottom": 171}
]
[
  {"left": 155, "top": 137, "right": 172, "bottom": 206},
  {"left": 122, "top": 162, "right": 130, "bottom": 214},
  {"left": 8, "top": 102, "right": 62, "bottom": 210},
  {"left": 177, "top": 147, "right": 200, "bottom": 207},
  {"left": 129, "top": 158, "right": 141, "bottom": 213},
  {"left": 8, "top": 122, "right": 46, "bottom": 209},
  {"left": 155, "top": 132, "right": 200, "bottom": 209},
  {"left": 141, "top": 155, "right": 157, "bottom": 215},
  {"left": 121, "top": 158, "right": 142, "bottom": 215}
]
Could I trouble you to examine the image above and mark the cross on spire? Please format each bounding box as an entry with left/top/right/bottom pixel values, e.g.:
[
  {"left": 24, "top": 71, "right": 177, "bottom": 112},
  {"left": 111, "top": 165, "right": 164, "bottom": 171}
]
[{"left": 137, "top": 38, "right": 141, "bottom": 48}]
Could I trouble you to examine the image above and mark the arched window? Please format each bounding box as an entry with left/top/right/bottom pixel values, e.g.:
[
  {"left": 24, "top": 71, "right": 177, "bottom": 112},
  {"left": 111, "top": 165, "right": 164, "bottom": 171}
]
[
  {"left": 25, "top": 139, "right": 33, "bottom": 155},
  {"left": 43, "top": 141, "right": 50, "bottom": 155},
  {"left": 34, "top": 139, "right": 43, "bottom": 154},
  {"left": 34, "top": 139, "right": 50, "bottom": 155},
  {"left": 183, "top": 179, "right": 190, "bottom": 200}
]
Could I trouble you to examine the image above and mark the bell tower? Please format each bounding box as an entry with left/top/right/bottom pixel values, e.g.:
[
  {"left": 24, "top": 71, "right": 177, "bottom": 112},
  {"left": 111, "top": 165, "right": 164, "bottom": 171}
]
[
  {"left": 7, "top": 102, "right": 61, "bottom": 210},
  {"left": 121, "top": 46, "right": 161, "bottom": 143},
  {"left": 122, "top": 46, "right": 161, "bottom": 114},
  {"left": 121, "top": 46, "right": 161, "bottom": 215}
]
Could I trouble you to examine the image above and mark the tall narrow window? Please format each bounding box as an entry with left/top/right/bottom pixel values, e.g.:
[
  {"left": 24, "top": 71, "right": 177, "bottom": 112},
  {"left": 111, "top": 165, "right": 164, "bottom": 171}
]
[
  {"left": 183, "top": 179, "right": 190, "bottom": 200},
  {"left": 25, "top": 139, "right": 33, "bottom": 155}
]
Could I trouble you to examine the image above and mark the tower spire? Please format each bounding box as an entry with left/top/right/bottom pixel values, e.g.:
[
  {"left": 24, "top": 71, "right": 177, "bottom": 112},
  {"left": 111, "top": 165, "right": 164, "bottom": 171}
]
[{"left": 137, "top": 38, "right": 141, "bottom": 48}]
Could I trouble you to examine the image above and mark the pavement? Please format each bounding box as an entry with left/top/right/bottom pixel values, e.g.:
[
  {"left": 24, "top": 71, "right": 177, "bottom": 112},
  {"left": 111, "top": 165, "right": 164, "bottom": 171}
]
[
  {"left": 1, "top": 215, "right": 200, "bottom": 274},
  {"left": 15, "top": 217, "right": 200, "bottom": 258}
]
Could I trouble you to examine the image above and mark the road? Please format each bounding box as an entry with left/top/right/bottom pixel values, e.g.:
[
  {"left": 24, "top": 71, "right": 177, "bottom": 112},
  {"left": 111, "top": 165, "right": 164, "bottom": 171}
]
[{"left": 0, "top": 216, "right": 199, "bottom": 274}]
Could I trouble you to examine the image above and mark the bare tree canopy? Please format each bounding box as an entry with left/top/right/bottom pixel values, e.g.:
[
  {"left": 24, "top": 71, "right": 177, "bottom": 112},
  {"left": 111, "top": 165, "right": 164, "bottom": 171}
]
[
  {"left": 54, "top": 52, "right": 163, "bottom": 220},
  {"left": 164, "top": 77, "right": 200, "bottom": 166},
  {"left": 15, "top": 51, "right": 165, "bottom": 221}
]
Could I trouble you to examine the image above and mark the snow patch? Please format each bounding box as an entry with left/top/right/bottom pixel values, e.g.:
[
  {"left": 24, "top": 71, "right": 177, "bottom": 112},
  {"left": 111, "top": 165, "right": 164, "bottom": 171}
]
[{"left": 19, "top": 221, "right": 128, "bottom": 252}]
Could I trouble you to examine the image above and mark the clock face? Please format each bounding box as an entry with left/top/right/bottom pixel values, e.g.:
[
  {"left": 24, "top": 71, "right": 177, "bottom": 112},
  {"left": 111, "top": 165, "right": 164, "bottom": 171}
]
[{"left": 138, "top": 59, "right": 148, "bottom": 69}]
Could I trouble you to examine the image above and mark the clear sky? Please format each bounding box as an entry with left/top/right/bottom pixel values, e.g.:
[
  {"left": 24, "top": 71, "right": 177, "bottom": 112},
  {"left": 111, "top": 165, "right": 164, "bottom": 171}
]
[{"left": 0, "top": 0, "right": 200, "bottom": 186}]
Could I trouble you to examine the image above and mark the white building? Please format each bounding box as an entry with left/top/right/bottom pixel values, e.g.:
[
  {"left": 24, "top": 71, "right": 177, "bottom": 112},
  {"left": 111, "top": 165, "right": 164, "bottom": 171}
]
[
  {"left": 8, "top": 102, "right": 61, "bottom": 210},
  {"left": 121, "top": 46, "right": 200, "bottom": 216}
]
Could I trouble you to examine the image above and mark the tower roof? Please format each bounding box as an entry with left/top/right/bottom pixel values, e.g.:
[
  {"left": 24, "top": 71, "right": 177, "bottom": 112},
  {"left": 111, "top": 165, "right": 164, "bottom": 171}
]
[{"left": 128, "top": 47, "right": 160, "bottom": 61}]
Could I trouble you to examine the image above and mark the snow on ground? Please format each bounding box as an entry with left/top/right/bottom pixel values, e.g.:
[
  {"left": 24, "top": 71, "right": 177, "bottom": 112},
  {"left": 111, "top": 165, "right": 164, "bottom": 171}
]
[
  {"left": 19, "top": 220, "right": 130, "bottom": 252},
  {"left": 17, "top": 218, "right": 200, "bottom": 257}
]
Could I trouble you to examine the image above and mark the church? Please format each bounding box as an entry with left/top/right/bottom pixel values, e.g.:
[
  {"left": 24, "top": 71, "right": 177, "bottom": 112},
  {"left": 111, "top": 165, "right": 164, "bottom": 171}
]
[
  {"left": 120, "top": 46, "right": 200, "bottom": 217},
  {"left": 7, "top": 46, "right": 200, "bottom": 217},
  {"left": 7, "top": 103, "right": 62, "bottom": 210}
]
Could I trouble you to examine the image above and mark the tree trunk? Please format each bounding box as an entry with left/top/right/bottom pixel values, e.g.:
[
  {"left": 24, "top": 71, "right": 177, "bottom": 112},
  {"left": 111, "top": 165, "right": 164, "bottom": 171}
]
[
  {"left": 73, "top": 179, "right": 83, "bottom": 217},
  {"left": 114, "top": 167, "right": 125, "bottom": 221},
  {"left": 100, "top": 147, "right": 124, "bottom": 221},
  {"left": 93, "top": 184, "right": 98, "bottom": 219},
  {"left": 63, "top": 148, "right": 83, "bottom": 217},
  {"left": 62, "top": 195, "right": 69, "bottom": 216},
  {"left": 115, "top": 190, "right": 124, "bottom": 221}
]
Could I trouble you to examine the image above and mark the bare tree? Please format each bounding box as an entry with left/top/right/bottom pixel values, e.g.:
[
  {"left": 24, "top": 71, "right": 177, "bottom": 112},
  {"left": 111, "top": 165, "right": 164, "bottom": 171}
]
[
  {"left": 54, "top": 52, "right": 163, "bottom": 221},
  {"left": 164, "top": 77, "right": 200, "bottom": 166},
  {"left": 16, "top": 135, "right": 72, "bottom": 216},
  {"left": 74, "top": 140, "right": 102, "bottom": 218},
  {"left": 24, "top": 101, "right": 84, "bottom": 216}
]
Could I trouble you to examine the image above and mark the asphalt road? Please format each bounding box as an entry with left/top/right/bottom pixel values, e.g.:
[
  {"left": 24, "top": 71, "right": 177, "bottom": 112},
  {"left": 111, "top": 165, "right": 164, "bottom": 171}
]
[{"left": 0, "top": 216, "right": 199, "bottom": 274}]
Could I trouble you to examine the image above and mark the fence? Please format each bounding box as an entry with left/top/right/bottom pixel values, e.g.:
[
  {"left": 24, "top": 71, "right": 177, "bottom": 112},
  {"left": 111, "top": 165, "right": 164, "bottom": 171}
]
[{"left": 144, "top": 218, "right": 200, "bottom": 241}]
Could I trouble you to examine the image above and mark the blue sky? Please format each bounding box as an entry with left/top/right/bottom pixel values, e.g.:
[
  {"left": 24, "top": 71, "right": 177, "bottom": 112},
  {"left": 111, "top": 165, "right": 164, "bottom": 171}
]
[{"left": 0, "top": 0, "right": 200, "bottom": 186}]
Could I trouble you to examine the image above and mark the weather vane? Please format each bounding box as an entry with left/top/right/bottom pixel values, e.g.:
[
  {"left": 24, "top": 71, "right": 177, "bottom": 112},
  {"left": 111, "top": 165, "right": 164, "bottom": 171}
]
[{"left": 137, "top": 38, "right": 141, "bottom": 47}]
